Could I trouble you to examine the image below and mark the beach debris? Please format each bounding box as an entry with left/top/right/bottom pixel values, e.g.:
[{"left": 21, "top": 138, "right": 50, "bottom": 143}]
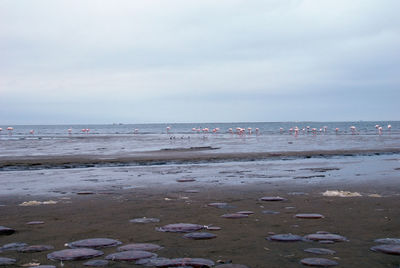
[
  {"left": 300, "top": 257, "right": 338, "bottom": 266},
  {"left": 118, "top": 243, "right": 163, "bottom": 252},
  {"left": 304, "top": 233, "right": 348, "bottom": 242},
  {"left": 262, "top": 210, "right": 280, "bottom": 215},
  {"left": 176, "top": 178, "right": 196, "bottom": 182},
  {"left": 206, "top": 226, "right": 222, "bottom": 231},
  {"left": 67, "top": 238, "right": 122, "bottom": 249},
  {"left": 156, "top": 223, "right": 204, "bottom": 233},
  {"left": 105, "top": 250, "right": 156, "bottom": 261},
  {"left": 304, "top": 248, "right": 336, "bottom": 255},
  {"left": 295, "top": 214, "right": 325, "bottom": 219},
  {"left": 322, "top": 191, "right": 361, "bottom": 197},
  {"left": 370, "top": 244, "right": 400, "bottom": 255},
  {"left": 221, "top": 213, "right": 248, "bottom": 219},
  {"left": 368, "top": 194, "right": 382, "bottom": 198},
  {"left": 208, "top": 202, "right": 234, "bottom": 209},
  {"left": 183, "top": 232, "right": 217, "bottom": 240},
  {"left": 19, "top": 245, "right": 54, "bottom": 253},
  {"left": 21, "top": 262, "right": 41, "bottom": 267},
  {"left": 236, "top": 211, "right": 254, "bottom": 215},
  {"left": 0, "top": 257, "right": 17, "bottom": 265},
  {"left": 260, "top": 196, "right": 287, "bottom": 201},
  {"left": 26, "top": 221, "right": 45, "bottom": 225},
  {"left": 83, "top": 259, "right": 109, "bottom": 266},
  {"left": 267, "top": 234, "right": 303, "bottom": 242},
  {"left": 374, "top": 238, "right": 400, "bottom": 244},
  {"left": 215, "top": 264, "right": 250, "bottom": 268},
  {"left": 47, "top": 248, "right": 104, "bottom": 261},
  {"left": 0, "top": 242, "right": 27, "bottom": 251},
  {"left": 19, "top": 200, "right": 58, "bottom": 206},
  {"left": 130, "top": 217, "right": 160, "bottom": 223},
  {"left": 0, "top": 226, "right": 15, "bottom": 235}
]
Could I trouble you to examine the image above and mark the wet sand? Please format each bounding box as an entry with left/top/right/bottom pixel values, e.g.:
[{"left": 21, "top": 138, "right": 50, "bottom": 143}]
[{"left": 1, "top": 155, "right": 400, "bottom": 267}]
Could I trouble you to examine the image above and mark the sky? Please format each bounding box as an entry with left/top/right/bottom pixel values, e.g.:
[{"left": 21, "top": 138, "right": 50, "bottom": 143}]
[{"left": 0, "top": 0, "right": 399, "bottom": 124}]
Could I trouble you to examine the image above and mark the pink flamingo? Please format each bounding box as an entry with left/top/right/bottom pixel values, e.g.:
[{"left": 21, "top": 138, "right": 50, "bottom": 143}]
[
  {"left": 0, "top": 128, "right": 2, "bottom": 132},
  {"left": 388, "top": 124, "right": 392, "bottom": 130},
  {"left": 68, "top": 128, "right": 72, "bottom": 134},
  {"left": 335, "top": 128, "right": 339, "bottom": 133},
  {"left": 166, "top": 126, "right": 171, "bottom": 134},
  {"left": 7, "top": 127, "right": 13, "bottom": 135},
  {"left": 30, "top": 130, "right": 35, "bottom": 135},
  {"left": 378, "top": 126, "right": 383, "bottom": 135},
  {"left": 255, "top": 128, "right": 260, "bottom": 135},
  {"left": 279, "top": 127, "right": 284, "bottom": 133},
  {"left": 228, "top": 128, "right": 233, "bottom": 134},
  {"left": 134, "top": 129, "right": 139, "bottom": 134},
  {"left": 350, "top": 126, "right": 357, "bottom": 134},
  {"left": 247, "top": 127, "right": 252, "bottom": 135}
]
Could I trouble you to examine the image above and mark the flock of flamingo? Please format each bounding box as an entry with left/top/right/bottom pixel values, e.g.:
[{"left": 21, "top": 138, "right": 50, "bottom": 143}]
[{"left": 0, "top": 124, "right": 393, "bottom": 136}]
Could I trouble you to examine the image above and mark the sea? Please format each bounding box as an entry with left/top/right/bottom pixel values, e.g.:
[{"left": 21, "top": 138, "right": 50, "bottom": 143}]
[{"left": 0, "top": 121, "right": 399, "bottom": 159}]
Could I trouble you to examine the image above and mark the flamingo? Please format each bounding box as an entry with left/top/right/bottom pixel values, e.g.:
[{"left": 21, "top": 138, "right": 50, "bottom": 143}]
[
  {"left": 350, "top": 126, "right": 357, "bottom": 135},
  {"left": 228, "top": 128, "right": 233, "bottom": 134},
  {"left": 335, "top": 128, "right": 339, "bottom": 133},
  {"left": 247, "top": 127, "right": 252, "bottom": 135},
  {"left": 378, "top": 126, "right": 383, "bottom": 135},
  {"left": 134, "top": 129, "right": 139, "bottom": 134},
  {"left": 0, "top": 128, "right": 2, "bottom": 132},
  {"left": 279, "top": 127, "right": 284, "bottom": 133},
  {"left": 255, "top": 128, "right": 260, "bottom": 135},
  {"left": 67, "top": 128, "right": 72, "bottom": 134},
  {"left": 166, "top": 126, "right": 171, "bottom": 134},
  {"left": 30, "top": 130, "right": 35, "bottom": 135},
  {"left": 388, "top": 124, "right": 392, "bottom": 130},
  {"left": 7, "top": 127, "right": 13, "bottom": 134}
]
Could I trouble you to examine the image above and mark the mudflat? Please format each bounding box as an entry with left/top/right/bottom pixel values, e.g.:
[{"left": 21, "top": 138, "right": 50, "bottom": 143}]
[{"left": 1, "top": 155, "right": 400, "bottom": 267}]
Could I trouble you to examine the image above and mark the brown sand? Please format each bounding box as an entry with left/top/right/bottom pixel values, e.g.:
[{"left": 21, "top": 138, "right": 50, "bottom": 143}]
[{"left": 1, "top": 181, "right": 400, "bottom": 268}]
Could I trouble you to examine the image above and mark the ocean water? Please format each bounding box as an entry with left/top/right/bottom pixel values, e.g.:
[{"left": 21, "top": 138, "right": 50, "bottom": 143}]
[{"left": 0, "top": 121, "right": 399, "bottom": 159}]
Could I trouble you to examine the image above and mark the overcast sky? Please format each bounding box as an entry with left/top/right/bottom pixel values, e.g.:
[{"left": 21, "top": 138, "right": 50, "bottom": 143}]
[{"left": 0, "top": 0, "right": 399, "bottom": 124}]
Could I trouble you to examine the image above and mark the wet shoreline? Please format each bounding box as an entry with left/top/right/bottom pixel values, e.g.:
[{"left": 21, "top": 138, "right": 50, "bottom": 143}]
[{"left": 1, "top": 147, "right": 400, "bottom": 171}]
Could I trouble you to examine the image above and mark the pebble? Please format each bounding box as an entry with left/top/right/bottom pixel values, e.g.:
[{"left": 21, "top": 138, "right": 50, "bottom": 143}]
[
  {"left": 118, "top": 243, "right": 163, "bottom": 252},
  {"left": 267, "top": 234, "right": 303, "bottom": 242},
  {"left": 83, "top": 259, "right": 109, "bottom": 266},
  {"left": 215, "top": 265, "right": 250, "bottom": 268},
  {"left": 0, "top": 226, "right": 15, "bottom": 235},
  {"left": 300, "top": 257, "right": 338, "bottom": 266},
  {"left": 236, "top": 211, "right": 254, "bottom": 215},
  {"left": 304, "top": 248, "right": 336, "bottom": 255},
  {"left": 19, "top": 245, "right": 54, "bottom": 253},
  {"left": 262, "top": 210, "right": 280, "bottom": 215},
  {"left": 105, "top": 250, "right": 156, "bottom": 261},
  {"left": 221, "top": 213, "right": 249, "bottom": 219},
  {"left": 0, "top": 242, "right": 27, "bottom": 251},
  {"left": 0, "top": 257, "right": 16, "bottom": 265},
  {"left": 374, "top": 238, "right": 400, "bottom": 244},
  {"left": 130, "top": 217, "right": 160, "bottom": 223},
  {"left": 67, "top": 238, "right": 122, "bottom": 249},
  {"left": 208, "top": 203, "right": 233, "bottom": 209},
  {"left": 156, "top": 223, "right": 204, "bottom": 233},
  {"left": 29, "top": 266, "right": 56, "bottom": 268},
  {"left": 260, "top": 196, "right": 286, "bottom": 201},
  {"left": 183, "top": 232, "right": 217, "bottom": 240},
  {"left": 304, "top": 233, "right": 348, "bottom": 242},
  {"left": 47, "top": 248, "right": 104, "bottom": 261},
  {"left": 370, "top": 244, "right": 400, "bottom": 255},
  {"left": 135, "top": 257, "right": 171, "bottom": 266},
  {"left": 154, "top": 257, "right": 214, "bottom": 267},
  {"left": 295, "top": 214, "right": 325, "bottom": 219},
  {"left": 177, "top": 178, "right": 196, "bottom": 182}
]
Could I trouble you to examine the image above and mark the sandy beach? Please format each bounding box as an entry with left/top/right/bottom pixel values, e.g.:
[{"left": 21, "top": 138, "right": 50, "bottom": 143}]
[{"left": 1, "top": 152, "right": 400, "bottom": 267}]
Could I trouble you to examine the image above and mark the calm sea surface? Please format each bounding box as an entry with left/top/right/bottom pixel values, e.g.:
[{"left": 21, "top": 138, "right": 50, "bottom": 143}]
[{"left": 0, "top": 121, "right": 399, "bottom": 158}]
